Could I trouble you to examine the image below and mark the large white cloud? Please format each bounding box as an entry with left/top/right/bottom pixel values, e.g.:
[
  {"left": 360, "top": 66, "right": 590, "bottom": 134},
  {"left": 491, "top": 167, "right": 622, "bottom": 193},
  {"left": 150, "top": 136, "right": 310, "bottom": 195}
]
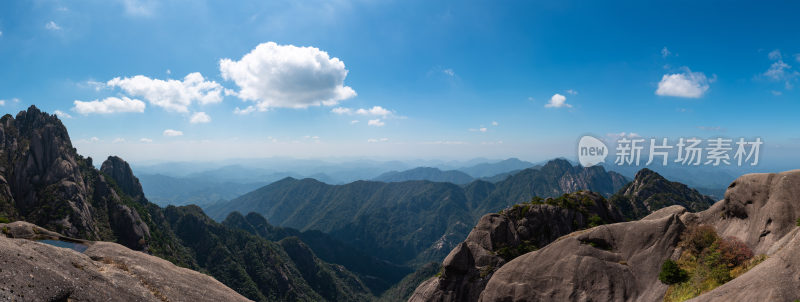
[
  {"left": 656, "top": 68, "right": 711, "bottom": 98},
  {"left": 73, "top": 96, "right": 146, "bottom": 115},
  {"left": 219, "top": 42, "right": 356, "bottom": 110},
  {"left": 107, "top": 72, "right": 223, "bottom": 112}
]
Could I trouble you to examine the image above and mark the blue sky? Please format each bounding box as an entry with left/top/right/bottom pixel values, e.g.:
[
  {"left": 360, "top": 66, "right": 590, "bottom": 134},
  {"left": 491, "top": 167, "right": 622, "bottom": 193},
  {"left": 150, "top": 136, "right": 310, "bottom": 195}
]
[{"left": 0, "top": 0, "right": 798, "bottom": 165}]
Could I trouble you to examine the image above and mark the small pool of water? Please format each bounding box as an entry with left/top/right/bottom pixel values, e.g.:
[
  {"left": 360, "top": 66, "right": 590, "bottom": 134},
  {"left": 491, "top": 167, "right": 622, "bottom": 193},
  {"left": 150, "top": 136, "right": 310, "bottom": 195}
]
[{"left": 38, "top": 239, "right": 88, "bottom": 253}]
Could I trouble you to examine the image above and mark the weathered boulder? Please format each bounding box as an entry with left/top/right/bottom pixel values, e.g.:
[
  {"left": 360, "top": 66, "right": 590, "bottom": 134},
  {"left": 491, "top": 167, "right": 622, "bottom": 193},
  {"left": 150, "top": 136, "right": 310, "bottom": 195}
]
[
  {"left": 478, "top": 207, "right": 685, "bottom": 302},
  {"left": 0, "top": 221, "right": 249, "bottom": 302}
]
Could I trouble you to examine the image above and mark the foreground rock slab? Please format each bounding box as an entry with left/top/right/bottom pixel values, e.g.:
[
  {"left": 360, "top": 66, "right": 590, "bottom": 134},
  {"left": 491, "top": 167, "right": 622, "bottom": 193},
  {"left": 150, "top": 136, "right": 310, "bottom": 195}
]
[{"left": 0, "top": 221, "right": 250, "bottom": 302}]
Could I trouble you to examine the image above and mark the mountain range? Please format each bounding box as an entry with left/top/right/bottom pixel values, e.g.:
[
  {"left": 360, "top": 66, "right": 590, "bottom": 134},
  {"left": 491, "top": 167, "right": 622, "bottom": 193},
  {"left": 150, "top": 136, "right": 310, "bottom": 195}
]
[{"left": 205, "top": 158, "right": 629, "bottom": 267}]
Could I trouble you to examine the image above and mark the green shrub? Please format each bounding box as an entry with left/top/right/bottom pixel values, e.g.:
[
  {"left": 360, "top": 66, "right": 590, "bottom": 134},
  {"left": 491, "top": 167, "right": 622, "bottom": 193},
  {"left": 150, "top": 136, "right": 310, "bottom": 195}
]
[
  {"left": 796, "top": 217, "right": 800, "bottom": 227},
  {"left": 659, "top": 259, "right": 689, "bottom": 284},
  {"left": 587, "top": 214, "right": 605, "bottom": 227},
  {"left": 0, "top": 216, "right": 9, "bottom": 223}
]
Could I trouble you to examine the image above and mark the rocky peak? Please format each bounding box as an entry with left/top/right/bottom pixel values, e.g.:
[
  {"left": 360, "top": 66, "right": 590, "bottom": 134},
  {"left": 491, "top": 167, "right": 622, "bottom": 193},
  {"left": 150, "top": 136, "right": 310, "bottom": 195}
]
[
  {"left": 101, "top": 155, "right": 145, "bottom": 202},
  {"left": 610, "top": 168, "right": 714, "bottom": 220}
]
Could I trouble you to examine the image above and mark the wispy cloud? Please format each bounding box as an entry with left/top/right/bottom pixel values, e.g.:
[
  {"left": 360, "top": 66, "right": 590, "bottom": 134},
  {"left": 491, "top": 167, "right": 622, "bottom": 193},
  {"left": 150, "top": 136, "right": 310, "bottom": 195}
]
[
  {"left": 45, "top": 21, "right": 62, "bottom": 31},
  {"left": 163, "top": 129, "right": 183, "bottom": 137}
]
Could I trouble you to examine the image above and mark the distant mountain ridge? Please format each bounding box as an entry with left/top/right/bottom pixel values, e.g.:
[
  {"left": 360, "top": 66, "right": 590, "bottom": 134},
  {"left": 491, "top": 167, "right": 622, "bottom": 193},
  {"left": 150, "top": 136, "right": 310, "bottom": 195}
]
[
  {"left": 373, "top": 167, "right": 474, "bottom": 184},
  {"left": 206, "top": 158, "right": 629, "bottom": 267},
  {"left": 457, "top": 158, "right": 536, "bottom": 178}
]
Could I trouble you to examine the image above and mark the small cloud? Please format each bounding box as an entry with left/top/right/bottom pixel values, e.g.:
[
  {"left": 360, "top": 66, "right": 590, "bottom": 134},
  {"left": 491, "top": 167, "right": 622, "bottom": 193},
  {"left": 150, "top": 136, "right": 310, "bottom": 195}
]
[
  {"left": 469, "top": 127, "right": 488, "bottom": 133},
  {"left": 545, "top": 93, "right": 572, "bottom": 108},
  {"left": 0, "top": 100, "right": 4, "bottom": 106},
  {"left": 53, "top": 110, "right": 73, "bottom": 118},
  {"left": 189, "top": 112, "right": 211, "bottom": 124},
  {"left": 771, "top": 90, "right": 783, "bottom": 96},
  {"left": 795, "top": 53, "right": 800, "bottom": 63},
  {"left": 656, "top": 68, "right": 711, "bottom": 98},
  {"left": 45, "top": 21, "right": 62, "bottom": 31},
  {"left": 443, "top": 69, "right": 455, "bottom": 76},
  {"left": 163, "top": 129, "right": 183, "bottom": 137},
  {"left": 768, "top": 49, "right": 782, "bottom": 61},
  {"left": 368, "top": 119, "right": 385, "bottom": 127},
  {"left": 332, "top": 106, "right": 393, "bottom": 117},
  {"left": 565, "top": 89, "right": 578, "bottom": 95},
  {"left": 112, "top": 138, "right": 126, "bottom": 144},
  {"left": 491, "top": 121, "right": 498, "bottom": 126},
  {"left": 166, "top": 69, "right": 171, "bottom": 75},
  {"left": 661, "top": 47, "right": 671, "bottom": 58},
  {"left": 90, "top": 137, "right": 100, "bottom": 142},
  {"left": 233, "top": 106, "right": 256, "bottom": 115},
  {"left": 763, "top": 60, "right": 792, "bottom": 81},
  {"left": 0, "top": 30, "right": 3, "bottom": 37},
  {"left": 367, "top": 138, "right": 389, "bottom": 143},
  {"left": 350, "top": 120, "right": 359, "bottom": 124},
  {"left": 140, "top": 138, "right": 153, "bottom": 143}
]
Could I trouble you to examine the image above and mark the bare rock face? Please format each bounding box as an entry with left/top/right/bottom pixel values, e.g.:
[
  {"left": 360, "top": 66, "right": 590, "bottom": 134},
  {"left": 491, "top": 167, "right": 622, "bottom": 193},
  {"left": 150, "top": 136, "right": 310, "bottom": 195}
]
[
  {"left": 478, "top": 207, "right": 686, "bottom": 302},
  {"left": 101, "top": 155, "right": 146, "bottom": 202},
  {"left": 0, "top": 106, "right": 153, "bottom": 252},
  {"left": 444, "top": 169, "right": 800, "bottom": 301},
  {"left": 694, "top": 170, "right": 800, "bottom": 255},
  {"left": 684, "top": 169, "right": 800, "bottom": 301},
  {"left": 0, "top": 221, "right": 249, "bottom": 302},
  {"left": 410, "top": 191, "right": 624, "bottom": 302}
]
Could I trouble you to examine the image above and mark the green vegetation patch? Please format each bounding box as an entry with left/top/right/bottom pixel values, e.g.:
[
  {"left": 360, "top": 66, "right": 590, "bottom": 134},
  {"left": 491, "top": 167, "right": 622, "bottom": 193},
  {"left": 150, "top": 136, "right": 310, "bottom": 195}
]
[{"left": 662, "top": 224, "right": 765, "bottom": 302}]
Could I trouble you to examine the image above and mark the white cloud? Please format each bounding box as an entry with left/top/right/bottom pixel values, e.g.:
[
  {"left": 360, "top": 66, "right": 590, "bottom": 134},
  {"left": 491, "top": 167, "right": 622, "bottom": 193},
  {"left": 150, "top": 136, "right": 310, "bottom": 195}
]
[
  {"left": 73, "top": 96, "right": 146, "bottom": 115},
  {"left": 356, "top": 106, "right": 391, "bottom": 116},
  {"left": 333, "top": 106, "right": 393, "bottom": 117},
  {"left": 763, "top": 60, "right": 792, "bottom": 81},
  {"left": 655, "top": 68, "right": 711, "bottom": 98},
  {"left": 107, "top": 72, "right": 223, "bottom": 112},
  {"left": 45, "top": 21, "right": 61, "bottom": 31},
  {"left": 367, "top": 138, "right": 389, "bottom": 143},
  {"left": 565, "top": 89, "right": 578, "bottom": 95},
  {"left": 0, "top": 100, "right": 4, "bottom": 106},
  {"left": 331, "top": 107, "right": 352, "bottom": 114},
  {"left": 53, "top": 110, "right": 73, "bottom": 118},
  {"left": 768, "top": 49, "right": 782, "bottom": 61},
  {"left": 89, "top": 137, "right": 100, "bottom": 142},
  {"left": 350, "top": 120, "right": 359, "bottom": 124},
  {"left": 443, "top": 69, "right": 455, "bottom": 76},
  {"left": 661, "top": 47, "right": 671, "bottom": 58},
  {"left": 491, "top": 121, "right": 498, "bottom": 126},
  {"left": 368, "top": 119, "right": 384, "bottom": 127},
  {"left": 140, "top": 138, "right": 153, "bottom": 143},
  {"left": 189, "top": 112, "right": 211, "bottom": 124},
  {"left": 469, "top": 127, "right": 488, "bottom": 132},
  {"left": 163, "top": 129, "right": 183, "bottom": 137},
  {"left": 545, "top": 93, "right": 572, "bottom": 108},
  {"left": 220, "top": 42, "right": 356, "bottom": 110},
  {"left": 233, "top": 106, "right": 256, "bottom": 115},
  {"left": 112, "top": 138, "right": 126, "bottom": 144},
  {"left": 0, "top": 31, "right": 3, "bottom": 37}
]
